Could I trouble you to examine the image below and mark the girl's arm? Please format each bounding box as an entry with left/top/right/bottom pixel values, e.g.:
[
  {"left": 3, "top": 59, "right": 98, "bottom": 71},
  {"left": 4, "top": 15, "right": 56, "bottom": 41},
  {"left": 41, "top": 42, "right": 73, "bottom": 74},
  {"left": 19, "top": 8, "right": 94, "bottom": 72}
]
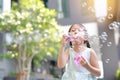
[
  {"left": 80, "top": 49, "right": 101, "bottom": 77},
  {"left": 57, "top": 35, "right": 69, "bottom": 69},
  {"left": 85, "top": 49, "right": 101, "bottom": 77},
  {"left": 57, "top": 45, "right": 69, "bottom": 69}
]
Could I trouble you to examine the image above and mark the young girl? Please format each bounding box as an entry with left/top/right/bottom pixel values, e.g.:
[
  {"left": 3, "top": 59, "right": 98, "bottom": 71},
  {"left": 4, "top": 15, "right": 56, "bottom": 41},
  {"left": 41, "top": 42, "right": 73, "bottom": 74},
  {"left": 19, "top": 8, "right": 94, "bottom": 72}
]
[{"left": 57, "top": 24, "right": 101, "bottom": 80}]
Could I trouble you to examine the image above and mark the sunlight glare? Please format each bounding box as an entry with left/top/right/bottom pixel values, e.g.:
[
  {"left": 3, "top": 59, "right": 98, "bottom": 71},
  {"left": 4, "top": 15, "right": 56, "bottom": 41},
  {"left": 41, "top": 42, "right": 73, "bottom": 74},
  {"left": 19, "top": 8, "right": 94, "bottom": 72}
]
[{"left": 94, "top": 0, "right": 107, "bottom": 17}]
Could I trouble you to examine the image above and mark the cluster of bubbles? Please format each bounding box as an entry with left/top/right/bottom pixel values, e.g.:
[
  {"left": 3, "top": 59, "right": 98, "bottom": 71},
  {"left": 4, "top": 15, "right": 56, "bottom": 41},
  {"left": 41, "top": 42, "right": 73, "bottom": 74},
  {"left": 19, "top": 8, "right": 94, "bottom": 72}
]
[
  {"left": 88, "top": 24, "right": 119, "bottom": 64},
  {"left": 90, "top": 32, "right": 112, "bottom": 49},
  {"left": 97, "top": 13, "right": 114, "bottom": 23},
  {"left": 99, "top": 32, "right": 108, "bottom": 43},
  {"left": 81, "top": 1, "right": 120, "bottom": 64},
  {"left": 99, "top": 32, "right": 113, "bottom": 47},
  {"left": 81, "top": 1, "right": 114, "bottom": 23},
  {"left": 100, "top": 22, "right": 120, "bottom": 64},
  {"left": 105, "top": 21, "right": 120, "bottom": 63},
  {"left": 90, "top": 33, "right": 113, "bottom": 64},
  {"left": 96, "top": 26, "right": 120, "bottom": 64},
  {"left": 108, "top": 21, "right": 120, "bottom": 30}
]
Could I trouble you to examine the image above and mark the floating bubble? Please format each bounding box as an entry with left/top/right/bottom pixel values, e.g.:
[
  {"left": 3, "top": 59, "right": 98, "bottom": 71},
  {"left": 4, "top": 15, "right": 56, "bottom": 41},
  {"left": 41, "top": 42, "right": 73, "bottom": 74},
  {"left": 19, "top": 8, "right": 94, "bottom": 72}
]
[
  {"left": 105, "top": 58, "right": 110, "bottom": 63},
  {"left": 97, "top": 17, "right": 106, "bottom": 23},
  {"left": 108, "top": 21, "right": 120, "bottom": 30},
  {"left": 88, "top": 6, "right": 95, "bottom": 12},
  {"left": 90, "top": 41, "right": 94, "bottom": 45},
  {"left": 102, "top": 39, "right": 107, "bottom": 43},
  {"left": 88, "top": 6, "right": 92, "bottom": 10},
  {"left": 100, "top": 32, "right": 108, "bottom": 43},
  {"left": 108, "top": 23, "right": 114, "bottom": 30},
  {"left": 107, "top": 14, "right": 113, "bottom": 19},
  {"left": 107, "top": 42, "right": 112, "bottom": 47},
  {"left": 117, "top": 22, "right": 120, "bottom": 26},
  {"left": 113, "top": 24, "right": 119, "bottom": 30},
  {"left": 113, "top": 21, "right": 119, "bottom": 30},
  {"left": 81, "top": 2, "right": 87, "bottom": 7},
  {"left": 108, "top": 7, "right": 112, "bottom": 11},
  {"left": 92, "top": 36, "right": 99, "bottom": 40},
  {"left": 66, "top": 32, "right": 82, "bottom": 42},
  {"left": 101, "top": 32, "right": 108, "bottom": 37},
  {"left": 99, "top": 44, "right": 103, "bottom": 48}
]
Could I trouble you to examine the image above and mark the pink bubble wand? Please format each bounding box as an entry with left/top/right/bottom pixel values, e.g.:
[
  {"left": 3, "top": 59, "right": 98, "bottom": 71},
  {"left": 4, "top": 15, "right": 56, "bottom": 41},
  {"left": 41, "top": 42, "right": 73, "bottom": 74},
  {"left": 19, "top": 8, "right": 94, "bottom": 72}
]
[
  {"left": 74, "top": 54, "right": 82, "bottom": 67},
  {"left": 66, "top": 33, "right": 79, "bottom": 42}
]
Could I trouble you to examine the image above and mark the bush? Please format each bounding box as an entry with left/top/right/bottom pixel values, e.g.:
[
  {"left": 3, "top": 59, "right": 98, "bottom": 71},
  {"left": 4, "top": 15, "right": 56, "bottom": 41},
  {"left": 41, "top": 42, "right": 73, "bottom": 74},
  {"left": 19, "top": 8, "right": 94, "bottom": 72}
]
[{"left": 116, "top": 68, "right": 120, "bottom": 80}]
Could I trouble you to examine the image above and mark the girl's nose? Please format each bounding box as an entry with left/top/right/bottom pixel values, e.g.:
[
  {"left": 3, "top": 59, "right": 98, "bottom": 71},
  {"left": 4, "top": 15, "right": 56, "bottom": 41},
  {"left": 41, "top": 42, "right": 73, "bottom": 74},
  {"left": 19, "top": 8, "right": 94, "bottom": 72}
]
[
  {"left": 75, "top": 30, "right": 79, "bottom": 34},
  {"left": 75, "top": 32, "right": 77, "bottom": 35}
]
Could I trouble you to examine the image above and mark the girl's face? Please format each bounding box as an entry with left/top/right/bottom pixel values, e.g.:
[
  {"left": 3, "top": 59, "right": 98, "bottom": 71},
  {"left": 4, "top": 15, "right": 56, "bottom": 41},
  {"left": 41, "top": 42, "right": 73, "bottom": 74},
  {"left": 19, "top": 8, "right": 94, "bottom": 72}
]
[{"left": 69, "top": 25, "right": 87, "bottom": 45}]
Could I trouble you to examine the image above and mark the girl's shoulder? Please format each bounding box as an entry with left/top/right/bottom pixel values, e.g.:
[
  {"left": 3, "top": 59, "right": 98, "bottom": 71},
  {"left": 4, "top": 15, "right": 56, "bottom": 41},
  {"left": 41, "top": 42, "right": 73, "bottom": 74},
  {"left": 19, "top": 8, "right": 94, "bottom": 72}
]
[
  {"left": 85, "top": 48, "right": 96, "bottom": 56},
  {"left": 86, "top": 48, "right": 95, "bottom": 53},
  {"left": 87, "top": 48, "right": 97, "bottom": 57}
]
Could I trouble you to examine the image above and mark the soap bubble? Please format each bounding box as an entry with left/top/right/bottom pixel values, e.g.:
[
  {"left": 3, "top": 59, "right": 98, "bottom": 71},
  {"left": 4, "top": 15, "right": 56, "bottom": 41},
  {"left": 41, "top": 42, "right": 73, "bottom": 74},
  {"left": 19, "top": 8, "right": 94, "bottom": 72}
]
[
  {"left": 82, "top": 2, "right": 87, "bottom": 7},
  {"left": 105, "top": 58, "right": 110, "bottom": 63},
  {"left": 108, "top": 7, "right": 112, "bottom": 11},
  {"left": 107, "top": 42, "right": 112, "bottom": 47},
  {"left": 107, "top": 14, "right": 113, "bottom": 19},
  {"left": 108, "top": 23, "right": 115, "bottom": 30},
  {"left": 97, "top": 17, "right": 106, "bottom": 23},
  {"left": 90, "top": 41, "right": 94, "bottom": 45},
  {"left": 117, "top": 22, "right": 120, "bottom": 26},
  {"left": 100, "top": 32, "right": 108, "bottom": 43},
  {"left": 101, "top": 32, "right": 108, "bottom": 37},
  {"left": 99, "top": 44, "right": 103, "bottom": 48},
  {"left": 108, "top": 21, "right": 120, "bottom": 30},
  {"left": 113, "top": 24, "right": 119, "bottom": 30},
  {"left": 88, "top": 6, "right": 95, "bottom": 12}
]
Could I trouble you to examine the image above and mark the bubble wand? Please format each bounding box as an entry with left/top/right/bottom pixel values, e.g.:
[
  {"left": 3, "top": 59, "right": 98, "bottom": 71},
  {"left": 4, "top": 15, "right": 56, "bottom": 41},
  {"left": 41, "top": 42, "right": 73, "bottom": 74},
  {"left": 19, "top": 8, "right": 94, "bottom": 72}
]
[{"left": 74, "top": 54, "right": 82, "bottom": 67}]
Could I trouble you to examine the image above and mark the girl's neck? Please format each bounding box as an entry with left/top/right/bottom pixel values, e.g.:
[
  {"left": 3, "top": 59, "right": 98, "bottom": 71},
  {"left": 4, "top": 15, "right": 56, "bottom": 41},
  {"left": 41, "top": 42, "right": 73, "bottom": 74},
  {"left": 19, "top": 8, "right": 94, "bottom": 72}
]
[{"left": 73, "top": 44, "right": 87, "bottom": 53}]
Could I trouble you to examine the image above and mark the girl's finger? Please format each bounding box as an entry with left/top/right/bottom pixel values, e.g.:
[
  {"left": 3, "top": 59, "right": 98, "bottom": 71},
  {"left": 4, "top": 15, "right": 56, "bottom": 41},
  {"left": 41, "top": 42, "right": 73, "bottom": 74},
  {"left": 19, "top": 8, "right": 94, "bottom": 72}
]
[{"left": 81, "top": 56, "right": 86, "bottom": 62}]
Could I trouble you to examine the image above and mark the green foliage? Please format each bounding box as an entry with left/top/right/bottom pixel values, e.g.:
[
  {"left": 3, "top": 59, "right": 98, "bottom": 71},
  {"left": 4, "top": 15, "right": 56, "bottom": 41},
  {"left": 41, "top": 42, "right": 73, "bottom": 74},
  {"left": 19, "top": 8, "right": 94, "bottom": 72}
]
[
  {"left": 0, "top": 0, "right": 61, "bottom": 67},
  {"left": 116, "top": 68, "right": 120, "bottom": 80}
]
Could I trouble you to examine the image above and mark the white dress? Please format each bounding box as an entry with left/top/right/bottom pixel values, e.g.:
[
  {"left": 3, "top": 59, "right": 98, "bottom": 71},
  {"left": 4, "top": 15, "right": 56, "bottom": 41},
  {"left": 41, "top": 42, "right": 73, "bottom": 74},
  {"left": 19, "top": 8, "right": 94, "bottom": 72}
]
[{"left": 61, "top": 48, "right": 97, "bottom": 80}]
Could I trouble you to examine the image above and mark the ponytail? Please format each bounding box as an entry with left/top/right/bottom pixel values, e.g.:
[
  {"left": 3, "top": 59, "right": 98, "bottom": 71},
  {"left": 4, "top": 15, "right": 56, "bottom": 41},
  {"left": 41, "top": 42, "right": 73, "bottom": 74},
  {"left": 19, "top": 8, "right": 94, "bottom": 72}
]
[{"left": 84, "top": 40, "right": 91, "bottom": 48}]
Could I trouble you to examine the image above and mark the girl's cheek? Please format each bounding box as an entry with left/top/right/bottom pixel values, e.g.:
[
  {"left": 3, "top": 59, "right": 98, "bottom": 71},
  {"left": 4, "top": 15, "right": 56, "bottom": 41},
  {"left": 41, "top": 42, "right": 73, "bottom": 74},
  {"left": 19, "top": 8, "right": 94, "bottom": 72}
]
[
  {"left": 76, "top": 36, "right": 84, "bottom": 41},
  {"left": 70, "top": 33, "right": 75, "bottom": 37}
]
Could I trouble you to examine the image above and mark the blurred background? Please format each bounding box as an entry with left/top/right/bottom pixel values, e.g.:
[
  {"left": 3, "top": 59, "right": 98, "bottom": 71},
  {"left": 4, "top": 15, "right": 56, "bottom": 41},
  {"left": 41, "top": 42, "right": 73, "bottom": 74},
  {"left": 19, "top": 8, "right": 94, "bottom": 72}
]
[{"left": 0, "top": 0, "right": 120, "bottom": 80}]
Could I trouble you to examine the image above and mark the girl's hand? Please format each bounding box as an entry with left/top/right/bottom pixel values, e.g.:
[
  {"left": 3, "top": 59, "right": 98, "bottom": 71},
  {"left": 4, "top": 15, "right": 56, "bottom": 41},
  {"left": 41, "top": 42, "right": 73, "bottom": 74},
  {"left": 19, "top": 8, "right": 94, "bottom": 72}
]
[
  {"left": 79, "top": 56, "right": 88, "bottom": 67},
  {"left": 74, "top": 55, "right": 89, "bottom": 67},
  {"left": 61, "top": 34, "right": 69, "bottom": 47}
]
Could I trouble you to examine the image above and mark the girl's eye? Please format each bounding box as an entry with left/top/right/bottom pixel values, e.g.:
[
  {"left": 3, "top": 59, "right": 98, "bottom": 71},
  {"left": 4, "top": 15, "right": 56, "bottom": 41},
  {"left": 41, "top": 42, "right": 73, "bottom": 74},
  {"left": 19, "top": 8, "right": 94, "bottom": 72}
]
[
  {"left": 78, "top": 29, "right": 84, "bottom": 32},
  {"left": 71, "top": 29, "right": 75, "bottom": 32}
]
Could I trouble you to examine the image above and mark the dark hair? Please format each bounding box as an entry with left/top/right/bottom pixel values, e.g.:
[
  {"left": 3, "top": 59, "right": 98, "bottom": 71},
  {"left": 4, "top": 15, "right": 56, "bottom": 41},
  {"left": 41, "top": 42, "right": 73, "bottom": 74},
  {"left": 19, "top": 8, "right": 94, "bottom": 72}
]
[{"left": 68, "top": 24, "right": 91, "bottom": 48}]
